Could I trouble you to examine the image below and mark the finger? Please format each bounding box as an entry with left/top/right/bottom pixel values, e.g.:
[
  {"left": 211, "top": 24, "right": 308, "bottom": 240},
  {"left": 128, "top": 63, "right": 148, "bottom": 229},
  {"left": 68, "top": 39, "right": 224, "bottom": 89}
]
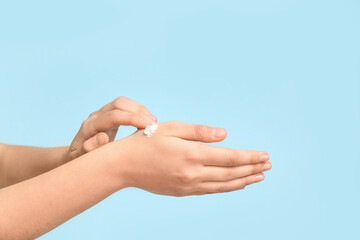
[
  {"left": 176, "top": 191, "right": 208, "bottom": 197},
  {"left": 82, "top": 110, "right": 153, "bottom": 139},
  {"left": 83, "top": 132, "right": 109, "bottom": 152},
  {"left": 190, "top": 143, "right": 270, "bottom": 166},
  {"left": 161, "top": 121, "right": 226, "bottom": 142},
  {"left": 92, "top": 96, "right": 156, "bottom": 122},
  {"left": 200, "top": 161, "right": 271, "bottom": 181},
  {"left": 70, "top": 132, "right": 109, "bottom": 159},
  {"left": 196, "top": 173, "right": 265, "bottom": 193}
]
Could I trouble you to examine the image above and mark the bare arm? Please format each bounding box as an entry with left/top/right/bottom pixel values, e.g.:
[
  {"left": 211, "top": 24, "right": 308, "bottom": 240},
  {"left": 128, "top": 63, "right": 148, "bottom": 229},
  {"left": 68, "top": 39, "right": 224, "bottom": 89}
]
[
  {"left": 0, "top": 144, "right": 68, "bottom": 188},
  {"left": 0, "top": 122, "right": 271, "bottom": 239},
  {"left": 0, "top": 143, "right": 123, "bottom": 240},
  {"left": 0, "top": 97, "right": 156, "bottom": 188}
]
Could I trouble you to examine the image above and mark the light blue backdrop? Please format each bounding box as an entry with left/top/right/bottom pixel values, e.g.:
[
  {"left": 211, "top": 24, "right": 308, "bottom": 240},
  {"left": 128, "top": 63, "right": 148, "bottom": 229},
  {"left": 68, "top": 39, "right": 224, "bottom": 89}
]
[{"left": 0, "top": 0, "right": 359, "bottom": 239}]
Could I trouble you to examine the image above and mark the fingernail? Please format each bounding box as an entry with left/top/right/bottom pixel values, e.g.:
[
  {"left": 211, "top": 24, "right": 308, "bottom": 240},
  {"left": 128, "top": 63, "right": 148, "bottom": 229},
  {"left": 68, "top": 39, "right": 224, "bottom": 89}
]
[
  {"left": 212, "top": 128, "right": 226, "bottom": 138},
  {"left": 147, "top": 116, "right": 154, "bottom": 123},
  {"left": 146, "top": 113, "right": 157, "bottom": 123},
  {"left": 150, "top": 114, "right": 157, "bottom": 123},
  {"left": 96, "top": 134, "right": 106, "bottom": 145},
  {"left": 141, "top": 117, "right": 152, "bottom": 126},
  {"left": 259, "top": 154, "right": 269, "bottom": 162},
  {"left": 254, "top": 174, "right": 264, "bottom": 182},
  {"left": 262, "top": 162, "right": 271, "bottom": 171}
]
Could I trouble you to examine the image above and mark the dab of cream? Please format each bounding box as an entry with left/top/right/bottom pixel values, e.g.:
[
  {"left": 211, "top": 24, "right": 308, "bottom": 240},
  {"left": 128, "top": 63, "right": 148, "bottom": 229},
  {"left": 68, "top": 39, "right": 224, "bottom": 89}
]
[{"left": 144, "top": 124, "right": 158, "bottom": 137}]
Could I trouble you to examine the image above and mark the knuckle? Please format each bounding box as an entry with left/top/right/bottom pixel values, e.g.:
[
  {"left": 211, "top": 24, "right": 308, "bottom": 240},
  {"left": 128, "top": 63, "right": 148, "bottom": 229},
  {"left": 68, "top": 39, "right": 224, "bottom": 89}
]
[
  {"left": 254, "top": 163, "right": 263, "bottom": 173},
  {"left": 250, "top": 151, "right": 259, "bottom": 164},
  {"left": 226, "top": 150, "right": 238, "bottom": 166},
  {"left": 238, "top": 183, "right": 246, "bottom": 190},
  {"left": 224, "top": 168, "right": 235, "bottom": 181},
  {"left": 108, "top": 109, "right": 120, "bottom": 119},
  {"left": 185, "top": 144, "right": 202, "bottom": 161},
  {"left": 169, "top": 120, "right": 180, "bottom": 126},
  {"left": 179, "top": 170, "right": 195, "bottom": 184},
  {"left": 244, "top": 176, "right": 253, "bottom": 186},
  {"left": 88, "top": 111, "right": 97, "bottom": 118},
  {"left": 194, "top": 125, "right": 208, "bottom": 139},
  {"left": 216, "top": 183, "right": 227, "bottom": 193},
  {"left": 238, "top": 150, "right": 253, "bottom": 164},
  {"left": 81, "top": 119, "right": 90, "bottom": 131},
  {"left": 116, "top": 96, "right": 127, "bottom": 102},
  {"left": 165, "top": 121, "right": 180, "bottom": 130},
  {"left": 137, "top": 105, "right": 147, "bottom": 113},
  {"left": 113, "top": 96, "right": 127, "bottom": 108},
  {"left": 105, "top": 112, "right": 117, "bottom": 125}
]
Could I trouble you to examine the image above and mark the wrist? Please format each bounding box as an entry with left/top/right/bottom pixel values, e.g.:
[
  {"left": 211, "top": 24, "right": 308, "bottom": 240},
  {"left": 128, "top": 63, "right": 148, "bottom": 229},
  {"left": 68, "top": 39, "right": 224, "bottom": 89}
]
[
  {"left": 94, "top": 141, "right": 130, "bottom": 190},
  {"left": 58, "top": 146, "right": 70, "bottom": 164}
]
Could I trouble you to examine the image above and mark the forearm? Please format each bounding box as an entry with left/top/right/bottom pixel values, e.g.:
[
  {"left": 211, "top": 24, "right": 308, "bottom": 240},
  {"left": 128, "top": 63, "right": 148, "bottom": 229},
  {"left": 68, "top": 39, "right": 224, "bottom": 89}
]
[
  {"left": 0, "top": 144, "right": 124, "bottom": 240},
  {"left": 0, "top": 144, "right": 69, "bottom": 188}
]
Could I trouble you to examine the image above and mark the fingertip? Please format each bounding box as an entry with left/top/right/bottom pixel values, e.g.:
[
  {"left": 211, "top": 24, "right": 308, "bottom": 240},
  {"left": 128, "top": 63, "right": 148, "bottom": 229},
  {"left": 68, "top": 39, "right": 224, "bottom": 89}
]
[
  {"left": 137, "top": 123, "right": 148, "bottom": 129},
  {"left": 262, "top": 161, "right": 272, "bottom": 171},
  {"left": 141, "top": 109, "right": 157, "bottom": 124},
  {"left": 259, "top": 152, "right": 270, "bottom": 162},
  {"left": 222, "top": 128, "right": 227, "bottom": 139},
  {"left": 149, "top": 114, "right": 157, "bottom": 123},
  {"left": 212, "top": 128, "right": 227, "bottom": 141},
  {"left": 254, "top": 173, "right": 265, "bottom": 182},
  {"left": 137, "top": 116, "right": 154, "bottom": 129},
  {"left": 96, "top": 132, "right": 109, "bottom": 146}
]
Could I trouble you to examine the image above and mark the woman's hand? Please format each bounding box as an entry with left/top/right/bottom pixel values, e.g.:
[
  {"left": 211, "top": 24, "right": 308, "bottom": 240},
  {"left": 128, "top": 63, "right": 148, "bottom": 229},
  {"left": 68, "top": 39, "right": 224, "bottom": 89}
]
[
  {"left": 0, "top": 121, "right": 271, "bottom": 239},
  {"left": 66, "top": 96, "right": 157, "bottom": 161},
  {"left": 110, "top": 121, "right": 271, "bottom": 196}
]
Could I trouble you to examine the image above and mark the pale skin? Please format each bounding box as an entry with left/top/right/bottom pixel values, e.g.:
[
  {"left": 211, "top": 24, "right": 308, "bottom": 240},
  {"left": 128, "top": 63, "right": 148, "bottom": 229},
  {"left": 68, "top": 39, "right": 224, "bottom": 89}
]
[{"left": 0, "top": 97, "right": 271, "bottom": 239}]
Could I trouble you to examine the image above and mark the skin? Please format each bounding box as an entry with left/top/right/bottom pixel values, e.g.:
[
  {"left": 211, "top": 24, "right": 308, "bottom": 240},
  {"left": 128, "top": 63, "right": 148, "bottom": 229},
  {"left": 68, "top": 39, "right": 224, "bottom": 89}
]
[
  {"left": 0, "top": 97, "right": 156, "bottom": 188},
  {"left": 67, "top": 96, "right": 157, "bottom": 161},
  {"left": 0, "top": 97, "right": 271, "bottom": 239},
  {"left": 114, "top": 121, "right": 271, "bottom": 196}
]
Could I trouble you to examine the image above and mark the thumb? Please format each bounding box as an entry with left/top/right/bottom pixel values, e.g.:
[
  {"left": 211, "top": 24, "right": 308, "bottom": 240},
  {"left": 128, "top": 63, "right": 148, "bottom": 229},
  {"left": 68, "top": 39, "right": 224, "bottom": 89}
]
[{"left": 161, "top": 121, "right": 227, "bottom": 143}]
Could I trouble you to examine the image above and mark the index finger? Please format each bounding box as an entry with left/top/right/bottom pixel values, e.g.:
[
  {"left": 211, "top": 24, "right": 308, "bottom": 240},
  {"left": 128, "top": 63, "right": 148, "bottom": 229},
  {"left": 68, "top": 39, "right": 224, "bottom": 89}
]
[
  {"left": 190, "top": 143, "right": 270, "bottom": 167},
  {"left": 82, "top": 110, "right": 153, "bottom": 139},
  {"left": 91, "top": 96, "right": 156, "bottom": 121}
]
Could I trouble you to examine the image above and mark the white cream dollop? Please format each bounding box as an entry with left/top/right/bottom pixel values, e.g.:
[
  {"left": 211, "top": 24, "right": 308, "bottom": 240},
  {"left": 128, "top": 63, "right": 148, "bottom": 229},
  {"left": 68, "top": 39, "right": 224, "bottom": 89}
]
[{"left": 144, "top": 124, "right": 158, "bottom": 137}]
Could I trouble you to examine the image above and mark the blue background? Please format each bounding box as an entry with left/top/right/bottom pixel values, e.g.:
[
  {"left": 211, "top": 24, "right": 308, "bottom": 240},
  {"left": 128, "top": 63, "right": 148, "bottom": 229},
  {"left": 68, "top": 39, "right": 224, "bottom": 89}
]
[{"left": 1, "top": 0, "right": 359, "bottom": 239}]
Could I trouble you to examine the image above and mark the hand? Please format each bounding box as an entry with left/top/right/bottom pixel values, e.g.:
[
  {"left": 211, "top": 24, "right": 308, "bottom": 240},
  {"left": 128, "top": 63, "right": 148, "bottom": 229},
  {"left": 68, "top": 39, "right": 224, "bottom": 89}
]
[
  {"left": 66, "top": 97, "right": 157, "bottom": 161},
  {"left": 111, "top": 121, "right": 271, "bottom": 196}
]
